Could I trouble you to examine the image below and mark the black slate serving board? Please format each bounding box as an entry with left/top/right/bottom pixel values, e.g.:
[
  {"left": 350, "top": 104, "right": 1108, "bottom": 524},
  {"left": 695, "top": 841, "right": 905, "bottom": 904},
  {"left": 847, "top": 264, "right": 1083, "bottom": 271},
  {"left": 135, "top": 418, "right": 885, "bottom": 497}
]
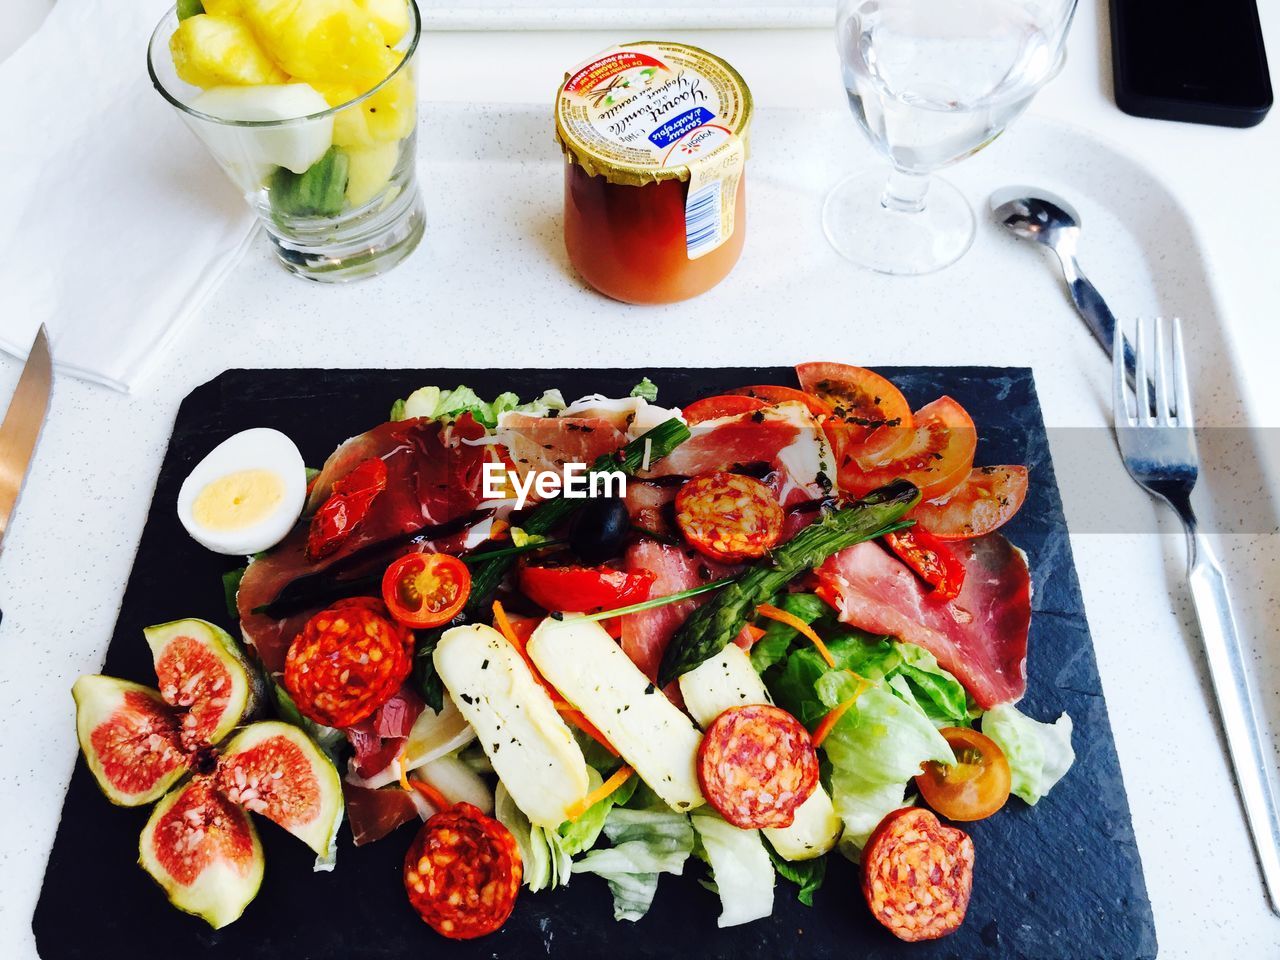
[{"left": 35, "top": 366, "right": 1156, "bottom": 960}]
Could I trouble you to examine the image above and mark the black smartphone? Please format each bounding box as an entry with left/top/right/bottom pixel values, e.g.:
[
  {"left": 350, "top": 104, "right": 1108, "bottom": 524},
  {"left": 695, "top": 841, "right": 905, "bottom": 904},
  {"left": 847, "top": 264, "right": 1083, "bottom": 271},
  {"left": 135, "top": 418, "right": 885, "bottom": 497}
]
[{"left": 1110, "top": 0, "right": 1273, "bottom": 127}]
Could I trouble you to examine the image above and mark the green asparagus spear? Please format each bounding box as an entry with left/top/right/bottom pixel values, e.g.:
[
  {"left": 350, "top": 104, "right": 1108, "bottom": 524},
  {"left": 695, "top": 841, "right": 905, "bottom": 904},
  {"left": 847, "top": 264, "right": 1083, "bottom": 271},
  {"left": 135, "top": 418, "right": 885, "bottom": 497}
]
[
  {"left": 414, "top": 417, "right": 692, "bottom": 709},
  {"left": 656, "top": 480, "right": 921, "bottom": 686}
]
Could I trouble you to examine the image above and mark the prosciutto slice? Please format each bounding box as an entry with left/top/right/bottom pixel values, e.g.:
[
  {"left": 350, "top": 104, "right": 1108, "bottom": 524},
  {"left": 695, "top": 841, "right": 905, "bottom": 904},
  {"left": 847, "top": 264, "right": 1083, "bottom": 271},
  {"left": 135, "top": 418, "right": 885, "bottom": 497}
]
[
  {"left": 343, "top": 783, "right": 420, "bottom": 846},
  {"left": 496, "top": 412, "right": 626, "bottom": 481},
  {"left": 639, "top": 402, "right": 830, "bottom": 507},
  {"left": 237, "top": 417, "right": 487, "bottom": 674},
  {"left": 815, "top": 534, "right": 1031, "bottom": 709}
]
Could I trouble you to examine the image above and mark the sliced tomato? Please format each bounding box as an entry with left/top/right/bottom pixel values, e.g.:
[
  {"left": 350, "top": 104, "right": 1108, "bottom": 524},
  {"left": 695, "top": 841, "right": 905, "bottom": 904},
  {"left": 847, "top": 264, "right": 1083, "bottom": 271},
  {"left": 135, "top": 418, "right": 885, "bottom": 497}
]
[
  {"left": 883, "top": 528, "right": 966, "bottom": 601},
  {"left": 727, "top": 384, "right": 834, "bottom": 418},
  {"left": 796, "top": 361, "right": 915, "bottom": 463},
  {"left": 382, "top": 553, "right": 471, "bottom": 628},
  {"left": 838, "top": 396, "right": 976, "bottom": 502},
  {"left": 915, "top": 727, "right": 1011, "bottom": 822},
  {"left": 519, "top": 565, "right": 655, "bottom": 613},
  {"left": 912, "top": 465, "right": 1029, "bottom": 540},
  {"left": 682, "top": 394, "right": 768, "bottom": 424}
]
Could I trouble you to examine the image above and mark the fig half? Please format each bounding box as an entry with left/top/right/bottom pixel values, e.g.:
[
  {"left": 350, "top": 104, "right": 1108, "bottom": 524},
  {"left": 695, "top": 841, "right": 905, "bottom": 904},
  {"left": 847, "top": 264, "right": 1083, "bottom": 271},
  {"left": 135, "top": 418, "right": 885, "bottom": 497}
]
[
  {"left": 139, "top": 777, "right": 264, "bottom": 930},
  {"left": 72, "top": 676, "right": 189, "bottom": 806},
  {"left": 145, "top": 619, "right": 262, "bottom": 751},
  {"left": 217, "top": 721, "right": 344, "bottom": 857}
]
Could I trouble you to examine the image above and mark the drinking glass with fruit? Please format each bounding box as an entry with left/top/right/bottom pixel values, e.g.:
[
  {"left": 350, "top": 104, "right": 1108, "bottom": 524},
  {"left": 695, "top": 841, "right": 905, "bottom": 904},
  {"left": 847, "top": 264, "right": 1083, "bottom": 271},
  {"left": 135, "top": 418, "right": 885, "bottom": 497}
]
[{"left": 148, "top": 0, "right": 424, "bottom": 281}]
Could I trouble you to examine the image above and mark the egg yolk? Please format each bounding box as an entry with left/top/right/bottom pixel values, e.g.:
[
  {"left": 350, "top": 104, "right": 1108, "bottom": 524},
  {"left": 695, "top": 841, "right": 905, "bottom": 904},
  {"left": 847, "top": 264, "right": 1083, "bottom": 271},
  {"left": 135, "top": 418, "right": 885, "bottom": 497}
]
[{"left": 192, "top": 469, "right": 285, "bottom": 531}]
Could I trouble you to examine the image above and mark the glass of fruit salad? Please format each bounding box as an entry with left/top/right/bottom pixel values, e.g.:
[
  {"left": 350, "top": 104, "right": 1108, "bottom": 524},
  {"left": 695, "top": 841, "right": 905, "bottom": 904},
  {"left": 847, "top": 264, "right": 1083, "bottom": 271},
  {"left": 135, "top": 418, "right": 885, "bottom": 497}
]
[{"left": 147, "top": 0, "right": 424, "bottom": 282}]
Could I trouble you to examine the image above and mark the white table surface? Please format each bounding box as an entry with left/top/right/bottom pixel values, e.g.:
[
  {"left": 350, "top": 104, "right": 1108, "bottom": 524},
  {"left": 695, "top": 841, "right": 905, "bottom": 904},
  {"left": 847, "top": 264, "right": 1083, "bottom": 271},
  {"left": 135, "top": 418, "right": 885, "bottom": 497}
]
[{"left": 1, "top": 2, "right": 1278, "bottom": 958}]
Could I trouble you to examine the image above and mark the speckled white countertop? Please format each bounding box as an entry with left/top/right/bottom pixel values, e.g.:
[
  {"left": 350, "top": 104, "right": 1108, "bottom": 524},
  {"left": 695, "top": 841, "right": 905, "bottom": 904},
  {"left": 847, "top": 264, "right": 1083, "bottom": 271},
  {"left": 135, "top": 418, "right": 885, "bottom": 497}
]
[{"left": 1, "top": 2, "right": 1279, "bottom": 958}]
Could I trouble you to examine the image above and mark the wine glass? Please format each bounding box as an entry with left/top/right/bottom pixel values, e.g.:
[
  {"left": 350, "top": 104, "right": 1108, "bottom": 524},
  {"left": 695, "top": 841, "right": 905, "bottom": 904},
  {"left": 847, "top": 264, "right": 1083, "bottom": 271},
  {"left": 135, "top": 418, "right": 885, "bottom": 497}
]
[{"left": 825, "top": 0, "right": 1078, "bottom": 275}]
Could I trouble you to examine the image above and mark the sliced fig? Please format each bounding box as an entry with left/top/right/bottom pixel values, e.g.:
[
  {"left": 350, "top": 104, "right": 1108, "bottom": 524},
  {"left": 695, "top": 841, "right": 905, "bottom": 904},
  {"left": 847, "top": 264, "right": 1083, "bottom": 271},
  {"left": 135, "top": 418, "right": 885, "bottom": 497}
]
[
  {"left": 73, "top": 675, "right": 189, "bottom": 806},
  {"left": 145, "top": 619, "right": 262, "bottom": 752},
  {"left": 139, "top": 777, "right": 264, "bottom": 929},
  {"left": 217, "top": 721, "right": 344, "bottom": 857}
]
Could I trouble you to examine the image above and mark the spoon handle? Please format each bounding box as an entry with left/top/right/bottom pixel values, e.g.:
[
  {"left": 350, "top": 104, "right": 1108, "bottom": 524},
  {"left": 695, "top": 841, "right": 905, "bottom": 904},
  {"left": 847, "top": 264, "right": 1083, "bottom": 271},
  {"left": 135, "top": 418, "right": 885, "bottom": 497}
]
[{"left": 1059, "top": 255, "right": 1143, "bottom": 390}]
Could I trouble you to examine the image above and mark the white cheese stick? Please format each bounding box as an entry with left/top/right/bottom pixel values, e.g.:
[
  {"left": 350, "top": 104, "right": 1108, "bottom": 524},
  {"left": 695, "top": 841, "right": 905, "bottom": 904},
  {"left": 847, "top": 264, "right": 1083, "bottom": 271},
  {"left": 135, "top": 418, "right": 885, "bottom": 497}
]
[
  {"left": 527, "top": 617, "right": 705, "bottom": 812},
  {"left": 434, "top": 624, "right": 589, "bottom": 827},
  {"left": 678, "top": 645, "right": 842, "bottom": 860}
]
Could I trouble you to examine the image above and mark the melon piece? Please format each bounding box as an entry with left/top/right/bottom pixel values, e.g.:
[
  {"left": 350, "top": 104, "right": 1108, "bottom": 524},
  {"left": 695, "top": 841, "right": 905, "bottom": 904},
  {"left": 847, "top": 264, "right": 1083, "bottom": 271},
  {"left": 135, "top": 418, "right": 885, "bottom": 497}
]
[
  {"left": 240, "top": 0, "right": 390, "bottom": 88},
  {"left": 170, "top": 14, "right": 287, "bottom": 88},
  {"left": 217, "top": 721, "right": 344, "bottom": 856},
  {"left": 190, "top": 83, "right": 334, "bottom": 178},
  {"left": 139, "top": 777, "right": 264, "bottom": 929},
  {"left": 145, "top": 619, "right": 261, "bottom": 752},
  {"left": 344, "top": 141, "right": 398, "bottom": 206},
  {"left": 73, "top": 676, "right": 189, "bottom": 807}
]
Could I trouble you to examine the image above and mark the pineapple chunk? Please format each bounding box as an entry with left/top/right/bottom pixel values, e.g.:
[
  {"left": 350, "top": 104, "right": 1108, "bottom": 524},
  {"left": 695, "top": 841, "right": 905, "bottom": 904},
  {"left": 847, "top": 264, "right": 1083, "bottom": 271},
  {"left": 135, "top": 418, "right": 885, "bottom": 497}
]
[
  {"left": 354, "top": 0, "right": 409, "bottom": 46},
  {"left": 345, "top": 141, "right": 399, "bottom": 206},
  {"left": 170, "top": 14, "right": 287, "bottom": 88},
  {"left": 323, "top": 63, "right": 415, "bottom": 148},
  {"left": 202, "top": 0, "right": 243, "bottom": 13},
  {"left": 240, "top": 0, "right": 391, "bottom": 89}
]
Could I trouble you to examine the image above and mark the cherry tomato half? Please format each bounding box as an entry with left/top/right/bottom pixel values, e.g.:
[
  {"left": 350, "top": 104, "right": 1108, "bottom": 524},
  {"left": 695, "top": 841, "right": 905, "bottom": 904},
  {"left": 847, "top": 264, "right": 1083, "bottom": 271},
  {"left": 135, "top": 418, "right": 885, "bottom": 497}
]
[
  {"left": 727, "top": 384, "right": 834, "bottom": 418},
  {"left": 883, "top": 527, "right": 966, "bottom": 601},
  {"left": 914, "top": 726, "right": 1011, "bottom": 822},
  {"left": 912, "top": 465, "right": 1029, "bottom": 541},
  {"left": 682, "top": 394, "right": 768, "bottom": 424},
  {"left": 519, "top": 565, "right": 655, "bottom": 613},
  {"left": 838, "top": 396, "right": 977, "bottom": 502},
  {"left": 381, "top": 553, "right": 471, "bottom": 628}
]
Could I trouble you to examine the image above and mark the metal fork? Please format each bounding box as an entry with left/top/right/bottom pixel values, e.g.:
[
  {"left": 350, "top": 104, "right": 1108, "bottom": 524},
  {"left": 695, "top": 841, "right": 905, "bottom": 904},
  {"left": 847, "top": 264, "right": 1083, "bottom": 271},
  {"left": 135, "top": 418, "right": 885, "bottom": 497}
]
[{"left": 1113, "top": 317, "right": 1280, "bottom": 916}]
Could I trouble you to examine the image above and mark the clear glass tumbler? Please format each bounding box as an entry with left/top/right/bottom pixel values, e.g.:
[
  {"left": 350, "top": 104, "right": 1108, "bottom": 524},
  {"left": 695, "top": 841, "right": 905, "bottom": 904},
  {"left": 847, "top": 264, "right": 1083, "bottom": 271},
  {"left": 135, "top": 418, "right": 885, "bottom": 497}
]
[
  {"left": 826, "top": 0, "right": 1077, "bottom": 275},
  {"left": 148, "top": 1, "right": 424, "bottom": 282}
]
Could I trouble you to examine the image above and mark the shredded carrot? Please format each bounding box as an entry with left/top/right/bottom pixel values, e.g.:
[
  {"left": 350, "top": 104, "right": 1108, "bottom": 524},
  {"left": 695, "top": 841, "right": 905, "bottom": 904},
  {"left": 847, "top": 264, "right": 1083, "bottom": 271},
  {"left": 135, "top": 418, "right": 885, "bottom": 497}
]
[
  {"left": 756, "top": 603, "right": 836, "bottom": 668},
  {"left": 494, "top": 600, "right": 621, "bottom": 757},
  {"left": 811, "top": 673, "right": 873, "bottom": 748},
  {"left": 566, "top": 765, "right": 634, "bottom": 821},
  {"left": 490, "top": 518, "right": 510, "bottom": 540},
  {"left": 408, "top": 776, "right": 452, "bottom": 813},
  {"left": 396, "top": 748, "right": 412, "bottom": 792}
]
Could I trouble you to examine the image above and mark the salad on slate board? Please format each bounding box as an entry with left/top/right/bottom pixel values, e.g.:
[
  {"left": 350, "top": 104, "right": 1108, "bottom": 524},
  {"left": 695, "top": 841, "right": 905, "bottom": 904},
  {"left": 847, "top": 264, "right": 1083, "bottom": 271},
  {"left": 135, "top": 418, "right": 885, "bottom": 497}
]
[{"left": 71, "top": 363, "right": 1074, "bottom": 943}]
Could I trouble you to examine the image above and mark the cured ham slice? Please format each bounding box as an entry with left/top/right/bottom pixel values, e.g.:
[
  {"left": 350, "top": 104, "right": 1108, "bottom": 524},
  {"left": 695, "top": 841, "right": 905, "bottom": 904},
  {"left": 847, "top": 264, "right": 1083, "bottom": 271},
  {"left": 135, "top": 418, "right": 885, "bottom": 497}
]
[
  {"left": 814, "top": 535, "right": 1030, "bottom": 709},
  {"left": 639, "top": 402, "right": 831, "bottom": 508},
  {"left": 496, "top": 411, "right": 626, "bottom": 480},
  {"left": 623, "top": 481, "right": 678, "bottom": 537},
  {"left": 237, "top": 417, "right": 487, "bottom": 674},
  {"left": 345, "top": 685, "right": 425, "bottom": 779},
  {"left": 620, "top": 541, "right": 744, "bottom": 692},
  {"left": 344, "top": 783, "right": 420, "bottom": 846}
]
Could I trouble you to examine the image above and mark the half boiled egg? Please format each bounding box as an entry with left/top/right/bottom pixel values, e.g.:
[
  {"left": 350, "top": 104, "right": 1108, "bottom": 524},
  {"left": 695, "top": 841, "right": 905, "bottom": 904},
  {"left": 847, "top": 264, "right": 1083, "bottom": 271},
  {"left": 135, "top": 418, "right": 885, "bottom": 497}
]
[{"left": 177, "top": 428, "right": 307, "bottom": 556}]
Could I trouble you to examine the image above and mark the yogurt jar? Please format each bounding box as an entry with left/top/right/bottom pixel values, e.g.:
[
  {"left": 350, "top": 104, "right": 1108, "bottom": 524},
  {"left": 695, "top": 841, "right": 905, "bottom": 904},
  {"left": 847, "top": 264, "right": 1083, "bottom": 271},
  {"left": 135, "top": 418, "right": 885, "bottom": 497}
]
[{"left": 554, "top": 42, "right": 754, "bottom": 304}]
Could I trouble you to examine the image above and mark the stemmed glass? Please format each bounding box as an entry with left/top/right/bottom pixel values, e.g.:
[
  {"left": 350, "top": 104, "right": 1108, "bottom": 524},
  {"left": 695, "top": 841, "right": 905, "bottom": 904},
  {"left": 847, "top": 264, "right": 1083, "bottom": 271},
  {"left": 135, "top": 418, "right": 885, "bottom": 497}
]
[{"left": 825, "top": 0, "right": 1078, "bottom": 275}]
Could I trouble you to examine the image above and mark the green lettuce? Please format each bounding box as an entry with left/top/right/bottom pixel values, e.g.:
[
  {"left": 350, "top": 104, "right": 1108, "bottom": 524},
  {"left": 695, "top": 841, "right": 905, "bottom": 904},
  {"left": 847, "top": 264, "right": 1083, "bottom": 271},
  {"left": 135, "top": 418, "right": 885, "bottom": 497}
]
[
  {"left": 391, "top": 384, "right": 566, "bottom": 428},
  {"left": 749, "top": 593, "right": 832, "bottom": 673},
  {"left": 557, "top": 767, "right": 638, "bottom": 856},
  {"left": 629, "top": 378, "right": 659, "bottom": 402},
  {"left": 764, "top": 840, "right": 825, "bottom": 906},
  {"left": 982, "top": 704, "right": 1075, "bottom": 805},
  {"left": 814, "top": 674, "right": 954, "bottom": 855},
  {"left": 572, "top": 808, "right": 695, "bottom": 921},
  {"left": 494, "top": 783, "right": 572, "bottom": 893},
  {"left": 690, "top": 814, "right": 775, "bottom": 927}
]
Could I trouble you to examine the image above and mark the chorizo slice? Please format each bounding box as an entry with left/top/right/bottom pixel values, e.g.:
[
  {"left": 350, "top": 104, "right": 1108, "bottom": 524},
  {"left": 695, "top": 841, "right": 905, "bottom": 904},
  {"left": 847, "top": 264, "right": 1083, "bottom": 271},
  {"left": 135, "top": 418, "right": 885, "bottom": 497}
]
[
  {"left": 283, "top": 597, "right": 413, "bottom": 728},
  {"left": 675, "top": 472, "right": 784, "bottom": 562},
  {"left": 862, "top": 807, "right": 975, "bottom": 942},
  {"left": 403, "top": 802, "right": 522, "bottom": 940},
  {"left": 697, "top": 704, "right": 818, "bottom": 829}
]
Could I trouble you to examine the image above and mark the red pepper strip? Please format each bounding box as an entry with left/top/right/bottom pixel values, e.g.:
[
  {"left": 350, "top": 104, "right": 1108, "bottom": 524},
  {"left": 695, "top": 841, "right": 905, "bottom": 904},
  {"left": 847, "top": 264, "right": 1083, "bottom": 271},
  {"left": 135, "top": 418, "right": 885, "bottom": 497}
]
[{"left": 883, "top": 528, "right": 966, "bottom": 601}]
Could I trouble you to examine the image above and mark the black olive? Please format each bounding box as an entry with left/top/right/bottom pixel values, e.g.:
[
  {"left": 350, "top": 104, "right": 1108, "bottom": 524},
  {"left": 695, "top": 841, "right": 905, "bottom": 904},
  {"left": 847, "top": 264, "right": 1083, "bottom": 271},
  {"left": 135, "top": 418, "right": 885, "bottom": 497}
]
[{"left": 570, "top": 496, "right": 631, "bottom": 564}]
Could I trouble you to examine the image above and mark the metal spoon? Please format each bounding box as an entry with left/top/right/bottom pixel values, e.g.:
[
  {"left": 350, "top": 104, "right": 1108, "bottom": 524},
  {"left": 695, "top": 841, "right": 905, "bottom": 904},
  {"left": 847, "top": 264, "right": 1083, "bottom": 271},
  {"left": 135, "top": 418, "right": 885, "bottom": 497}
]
[{"left": 990, "top": 187, "right": 1143, "bottom": 391}]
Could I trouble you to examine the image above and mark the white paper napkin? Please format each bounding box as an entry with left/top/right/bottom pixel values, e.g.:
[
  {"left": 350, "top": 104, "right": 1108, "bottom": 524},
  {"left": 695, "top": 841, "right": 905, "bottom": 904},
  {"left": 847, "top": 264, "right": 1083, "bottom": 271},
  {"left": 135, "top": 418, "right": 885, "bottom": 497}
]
[{"left": 0, "top": 0, "right": 256, "bottom": 391}]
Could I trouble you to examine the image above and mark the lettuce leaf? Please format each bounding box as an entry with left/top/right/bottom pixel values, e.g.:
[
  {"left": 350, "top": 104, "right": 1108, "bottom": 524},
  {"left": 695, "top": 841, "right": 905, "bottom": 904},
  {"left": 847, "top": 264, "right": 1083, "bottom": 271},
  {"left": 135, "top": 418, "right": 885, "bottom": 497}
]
[
  {"left": 749, "top": 593, "right": 832, "bottom": 673},
  {"left": 392, "top": 384, "right": 565, "bottom": 428},
  {"left": 690, "top": 814, "right": 775, "bottom": 927},
  {"left": 764, "top": 838, "right": 826, "bottom": 906},
  {"left": 572, "top": 808, "right": 694, "bottom": 921},
  {"left": 557, "top": 767, "right": 638, "bottom": 856},
  {"left": 982, "top": 704, "right": 1075, "bottom": 805},
  {"left": 629, "top": 377, "right": 659, "bottom": 402},
  {"left": 814, "top": 674, "right": 953, "bottom": 856},
  {"left": 495, "top": 783, "right": 571, "bottom": 893}
]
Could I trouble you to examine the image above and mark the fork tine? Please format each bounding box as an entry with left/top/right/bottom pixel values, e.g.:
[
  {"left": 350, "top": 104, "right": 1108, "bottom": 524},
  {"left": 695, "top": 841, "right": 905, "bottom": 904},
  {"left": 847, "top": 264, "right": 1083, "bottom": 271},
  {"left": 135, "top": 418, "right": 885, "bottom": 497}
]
[
  {"left": 1112, "top": 321, "right": 1130, "bottom": 428},
  {"left": 1133, "top": 317, "right": 1150, "bottom": 422},
  {"left": 1154, "top": 316, "right": 1171, "bottom": 424},
  {"left": 1171, "top": 316, "right": 1193, "bottom": 428}
]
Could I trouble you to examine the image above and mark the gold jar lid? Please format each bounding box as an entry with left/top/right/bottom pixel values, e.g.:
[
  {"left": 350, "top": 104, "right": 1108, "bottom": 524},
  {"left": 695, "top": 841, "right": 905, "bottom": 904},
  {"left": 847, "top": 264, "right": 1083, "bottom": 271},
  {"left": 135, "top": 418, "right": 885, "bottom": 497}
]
[{"left": 554, "top": 41, "right": 753, "bottom": 187}]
